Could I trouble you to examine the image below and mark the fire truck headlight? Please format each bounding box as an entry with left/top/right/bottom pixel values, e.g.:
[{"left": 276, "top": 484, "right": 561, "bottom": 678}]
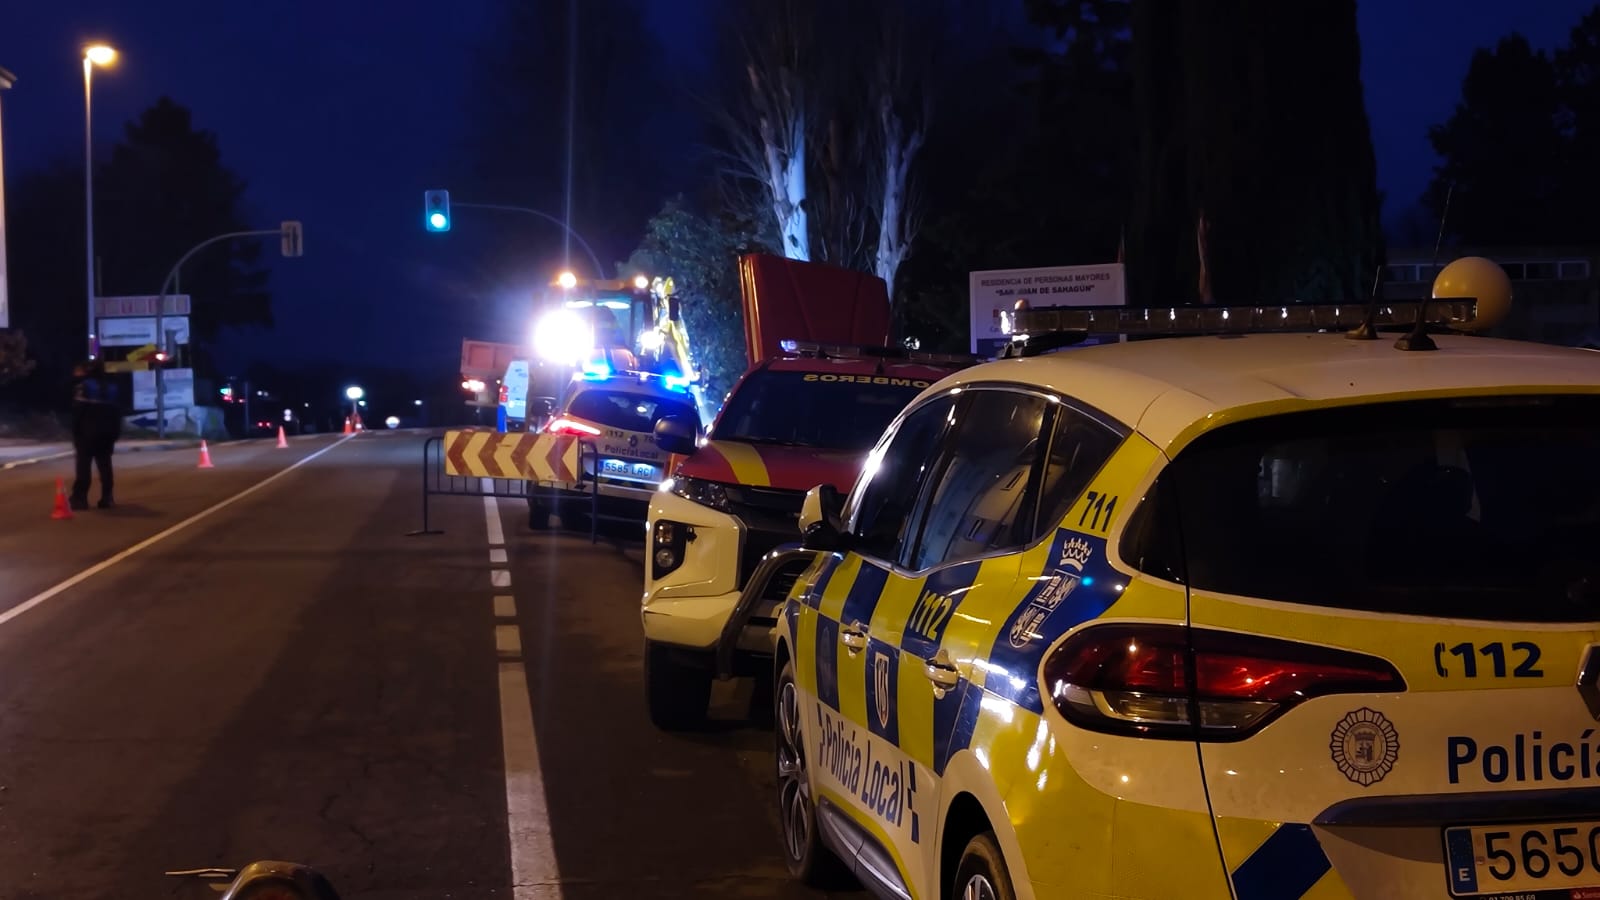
[{"left": 533, "top": 310, "right": 592, "bottom": 364}]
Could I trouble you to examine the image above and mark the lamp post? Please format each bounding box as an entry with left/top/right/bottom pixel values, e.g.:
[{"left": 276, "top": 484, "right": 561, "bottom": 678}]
[
  {"left": 82, "top": 43, "right": 117, "bottom": 359},
  {"left": 345, "top": 386, "right": 364, "bottom": 430}
]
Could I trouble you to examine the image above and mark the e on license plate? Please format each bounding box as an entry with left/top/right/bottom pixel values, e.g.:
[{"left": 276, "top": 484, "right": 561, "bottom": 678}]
[{"left": 1446, "top": 821, "right": 1600, "bottom": 897}]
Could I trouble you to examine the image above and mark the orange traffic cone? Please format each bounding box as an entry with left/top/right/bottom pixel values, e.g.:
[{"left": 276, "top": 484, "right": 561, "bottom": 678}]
[
  {"left": 343, "top": 416, "right": 353, "bottom": 435},
  {"left": 197, "top": 440, "right": 215, "bottom": 469},
  {"left": 276, "top": 425, "right": 288, "bottom": 448},
  {"left": 50, "top": 478, "right": 73, "bottom": 520}
]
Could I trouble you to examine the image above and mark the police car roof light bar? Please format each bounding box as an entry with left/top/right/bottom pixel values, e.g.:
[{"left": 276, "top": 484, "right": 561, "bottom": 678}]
[{"left": 1005, "top": 299, "right": 1480, "bottom": 357}]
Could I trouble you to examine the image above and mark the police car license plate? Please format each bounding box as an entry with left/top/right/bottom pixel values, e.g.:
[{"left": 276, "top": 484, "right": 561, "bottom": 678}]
[
  {"left": 1445, "top": 821, "right": 1600, "bottom": 896},
  {"left": 600, "top": 458, "right": 657, "bottom": 479}
]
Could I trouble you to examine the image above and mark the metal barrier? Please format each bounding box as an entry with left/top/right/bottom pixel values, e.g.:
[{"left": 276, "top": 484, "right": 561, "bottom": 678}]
[{"left": 407, "top": 435, "right": 643, "bottom": 542}]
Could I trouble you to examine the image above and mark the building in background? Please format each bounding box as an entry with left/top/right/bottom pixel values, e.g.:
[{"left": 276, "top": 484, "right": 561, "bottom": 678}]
[
  {"left": 1382, "top": 247, "right": 1598, "bottom": 347},
  {"left": 0, "top": 65, "right": 14, "bottom": 329}
]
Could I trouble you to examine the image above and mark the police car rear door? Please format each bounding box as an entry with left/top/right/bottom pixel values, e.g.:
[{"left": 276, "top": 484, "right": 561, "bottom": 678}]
[{"left": 1168, "top": 395, "right": 1600, "bottom": 899}]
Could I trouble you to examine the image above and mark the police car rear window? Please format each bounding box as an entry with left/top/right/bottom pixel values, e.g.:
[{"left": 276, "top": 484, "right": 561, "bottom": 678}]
[
  {"left": 566, "top": 390, "right": 697, "bottom": 434},
  {"left": 713, "top": 370, "right": 930, "bottom": 451},
  {"left": 1163, "top": 395, "right": 1600, "bottom": 622}
]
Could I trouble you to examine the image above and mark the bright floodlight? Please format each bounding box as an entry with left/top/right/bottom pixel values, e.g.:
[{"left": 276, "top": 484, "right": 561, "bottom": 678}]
[
  {"left": 633, "top": 274, "right": 649, "bottom": 290},
  {"left": 85, "top": 45, "right": 118, "bottom": 66},
  {"left": 639, "top": 328, "right": 665, "bottom": 351},
  {"left": 557, "top": 271, "right": 578, "bottom": 290},
  {"left": 428, "top": 211, "right": 447, "bottom": 229},
  {"left": 533, "top": 309, "right": 593, "bottom": 365},
  {"left": 345, "top": 385, "right": 364, "bottom": 400}
]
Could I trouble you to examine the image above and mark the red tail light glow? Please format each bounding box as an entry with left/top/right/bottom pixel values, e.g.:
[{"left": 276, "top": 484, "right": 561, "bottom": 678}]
[
  {"left": 545, "top": 417, "right": 601, "bottom": 437},
  {"left": 498, "top": 383, "right": 508, "bottom": 404},
  {"left": 1042, "top": 624, "right": 1405, "bottom": 740}
]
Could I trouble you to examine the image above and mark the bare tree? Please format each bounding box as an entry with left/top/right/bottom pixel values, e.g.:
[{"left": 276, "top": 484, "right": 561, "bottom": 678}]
[
  {"left": 719, "top": 0, "right": 815, "bottom": 261},
  {"left": 868, "top": 0, "right": 937, "bottom": 308}
]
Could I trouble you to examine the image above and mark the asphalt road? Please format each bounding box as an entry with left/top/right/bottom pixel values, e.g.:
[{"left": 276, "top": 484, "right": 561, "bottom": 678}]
[{"left": 0, "top": 431, "right": 842, "bottom": 900}]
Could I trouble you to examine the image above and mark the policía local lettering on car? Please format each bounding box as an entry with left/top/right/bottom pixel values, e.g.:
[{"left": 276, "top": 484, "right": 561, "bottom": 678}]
[
  {"left": 817, "top": 704, "right": 920, "bottom": 841},
  {"left": 801, "top": 374, "right": 932, "bottom": 387},
  {"left": 1448, "top": 730, "right": 1600, "bottom": 785}
]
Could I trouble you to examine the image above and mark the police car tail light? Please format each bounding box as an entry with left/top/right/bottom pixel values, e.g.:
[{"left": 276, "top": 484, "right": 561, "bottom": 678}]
[
  {"left": 1043, "top": 624, "right": 1405, "bottom": 741},
  {"left": 545, "top": 417, "right": 601, "bottom": 437}
]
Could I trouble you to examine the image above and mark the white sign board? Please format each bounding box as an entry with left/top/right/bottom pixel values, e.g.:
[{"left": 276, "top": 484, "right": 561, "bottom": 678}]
[
  {"left": 98, "top": 316, "right": 191, "bottom": 348},
  {"left": 95, "top": 294, "right": 191, "bottom": 318},
  {"left": 969, "top": 263, "right": 1126, "bottom": 354},
  {"left": 132, "top": 368, "right": 195, "bottom": 410}
]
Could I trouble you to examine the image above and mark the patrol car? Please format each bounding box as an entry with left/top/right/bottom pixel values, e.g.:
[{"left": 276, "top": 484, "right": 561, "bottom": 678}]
[
  {"left": 527, "top": 366, "right": 701, "bottom": 531},
  {"left": 763, "top": 259, "right": 1600, "bottom": 900},
  {"left": 641, "top": 342, "right": 975, "bottom": 729}
]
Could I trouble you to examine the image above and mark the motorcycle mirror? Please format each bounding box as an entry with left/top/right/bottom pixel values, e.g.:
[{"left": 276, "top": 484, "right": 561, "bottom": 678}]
[{"left": 220, "top": 861, "right": 342, "bottom": 900}]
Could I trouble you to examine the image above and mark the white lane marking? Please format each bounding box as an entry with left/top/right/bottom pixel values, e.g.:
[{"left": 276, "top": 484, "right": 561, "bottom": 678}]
[
  {"left": 496, "top": 624, "right": 522, "bottom": 654},
  {"left": 494, "top": 595, "right": 517, "bottom": 617},
  {"left": 490, "top": 548, "right": 508, "bottom": 564},
  {"left": 482, "top": 493, "right": 562, "bottom": 899},
  {"left": 492, "top": 570, "right": 512, "bottom": 588},
  {"left": 2, "top": 450, "right": 74, "bottom": 470},
  {"left": 0, "top": 435, "right": 355, "bottom": 631},
  {"left": 482, "top": 478, "right": 505, "bottom": 546}
]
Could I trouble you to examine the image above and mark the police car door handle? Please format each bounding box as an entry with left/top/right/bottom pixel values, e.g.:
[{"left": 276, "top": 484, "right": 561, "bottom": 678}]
[
  {"left": 840, "top": 622, "right": 869, "bottom": 652},
  {"left": 923, "top": 652, "right": 960, "bottom": 688}
]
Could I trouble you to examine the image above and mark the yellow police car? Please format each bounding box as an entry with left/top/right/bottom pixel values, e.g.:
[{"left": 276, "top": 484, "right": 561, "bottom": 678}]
[{"left": 766, "top": 259, "right": 1600, "bottom": 899}]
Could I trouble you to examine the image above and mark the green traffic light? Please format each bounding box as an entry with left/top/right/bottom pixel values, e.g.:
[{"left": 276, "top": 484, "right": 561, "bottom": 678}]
[
  {"left": 424, "top": 189, "right": 451, "bottom": 232},
  {"left": 429, "top": 212, "right": 447, "bottom": 229}
]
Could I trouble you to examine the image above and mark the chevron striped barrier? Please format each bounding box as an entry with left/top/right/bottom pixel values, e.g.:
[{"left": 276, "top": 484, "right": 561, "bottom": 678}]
[{"left": 441, "top": 430, "right": 580, "bottom": 485}]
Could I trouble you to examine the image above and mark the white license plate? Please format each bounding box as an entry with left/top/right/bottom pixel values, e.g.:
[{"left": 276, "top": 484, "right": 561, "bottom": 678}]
[
  {"left": 600, "top": 458, "right": 658, "bottom": 479},
  {"left": 1446, "top": 821, "right": 1600, "bottom": 897}
]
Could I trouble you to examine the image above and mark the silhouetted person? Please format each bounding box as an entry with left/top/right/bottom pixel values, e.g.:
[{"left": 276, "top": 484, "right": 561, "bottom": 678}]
[{"left": 70, "top": 360, "right": 122, "bottom": 510}]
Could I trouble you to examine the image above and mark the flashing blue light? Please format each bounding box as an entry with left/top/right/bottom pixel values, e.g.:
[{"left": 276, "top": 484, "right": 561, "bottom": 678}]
[
  {"left": 664, "top": 373, "right": 690, "bottom": 392},
  {"left": 1081, "top": 576, "right": 1095, "bottom": 587},
  {"left": 581, "top": 361, "right": 612, "bottom": 379},
  {"left": 780, "top": 339, "right": 798, "bottom": 353}
]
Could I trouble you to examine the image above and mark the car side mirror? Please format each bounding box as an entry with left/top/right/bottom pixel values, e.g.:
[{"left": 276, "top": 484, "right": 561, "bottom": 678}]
[
  {"left": 798, "top": 483, "right": 849, "bottom": 551},
  {"left": 654, "top": 415, "right": 698, "bottom": 456}
]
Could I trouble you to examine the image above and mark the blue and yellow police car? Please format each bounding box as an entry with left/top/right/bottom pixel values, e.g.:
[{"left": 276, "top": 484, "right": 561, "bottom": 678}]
[{"left": 758, "top": 258, "right": 1600, "bottom": 899}]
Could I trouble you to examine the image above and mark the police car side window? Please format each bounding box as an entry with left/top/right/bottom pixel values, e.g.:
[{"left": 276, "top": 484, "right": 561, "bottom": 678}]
[
  {"left": 850, "top": 396, "right": 957, "bottom": 564},
  {"left": 906, "top": 390, "right": 1050, "bottom": 570},
  {"left": 1029, "top": 405, "right": 1124, "bottom": 540}
]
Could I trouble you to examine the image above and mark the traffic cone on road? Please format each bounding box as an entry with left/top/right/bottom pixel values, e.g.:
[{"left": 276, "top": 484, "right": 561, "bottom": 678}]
[
  {"left": 197, "top": 440, "right": 215, "bottom": 469},
  {"left": 343, "top": 416, "right": 353, "bottom": 435},
  {"left": 276, "top": 425, "right": 288, "bottom": 448},
  {"left": 50, "top": 478, "right": 73, "bottom": 520}
]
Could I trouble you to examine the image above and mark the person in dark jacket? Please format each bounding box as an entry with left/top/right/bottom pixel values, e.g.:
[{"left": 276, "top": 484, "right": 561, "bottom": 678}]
[{"left": 70, "top": 359, "right": 123, "bottom": 510}]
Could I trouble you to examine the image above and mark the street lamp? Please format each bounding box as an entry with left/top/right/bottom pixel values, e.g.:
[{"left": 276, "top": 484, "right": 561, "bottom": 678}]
[
  {"left": 345, "top": 385, "right": 364, "bottom": 429},
  {"left": 83, "top": 43, "right": 117, "bottom": 359},
  {"left": 557, "top": 270, "right": 578, "bottom": 290}
]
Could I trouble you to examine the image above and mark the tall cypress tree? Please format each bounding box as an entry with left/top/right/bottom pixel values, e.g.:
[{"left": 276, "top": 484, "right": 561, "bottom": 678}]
[{"left": 1129, "top": 0, "right": 1382, "bottom": 305}]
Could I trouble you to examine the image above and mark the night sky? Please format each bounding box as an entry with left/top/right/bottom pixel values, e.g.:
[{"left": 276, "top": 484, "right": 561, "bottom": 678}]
[{"left": 1, "top": 0, "right": 1593, "bottom": 378}]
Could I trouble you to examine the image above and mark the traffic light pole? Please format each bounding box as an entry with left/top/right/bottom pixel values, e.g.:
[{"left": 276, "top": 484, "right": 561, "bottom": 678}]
[
  {"left": 452, "top": 202, "right": 608, "bottom": 280},
  {"left": 152, "top": 225, "right": 301, "bottom": 438}
]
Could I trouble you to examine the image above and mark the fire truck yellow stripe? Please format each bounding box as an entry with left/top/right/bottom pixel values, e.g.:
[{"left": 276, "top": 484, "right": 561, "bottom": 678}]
[{"left": 715, "top": 441, "right": 771, "bottom": 486}]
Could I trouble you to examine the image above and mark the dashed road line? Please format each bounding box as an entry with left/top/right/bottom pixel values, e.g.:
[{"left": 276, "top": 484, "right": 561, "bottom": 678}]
[
  {"left": 480, "top": 488, "right": 562, "bottom": 899},
  {"left": 490, "top": 548, "right": 508, "bottom": 564}
]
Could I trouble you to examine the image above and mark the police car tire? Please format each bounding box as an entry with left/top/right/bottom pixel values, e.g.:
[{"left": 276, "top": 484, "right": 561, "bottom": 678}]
[
  {"left": 644, "top": 641, "right": 710, "bottom": 730},
  {"left": 951, "top": 832, "right": 1015, "bottom": 900},
  {"left": 526, "top": 498, "right": 552, "bottom": 530},
  {"left": 775, "top": 659, "right": 852, "bottom": 888}
]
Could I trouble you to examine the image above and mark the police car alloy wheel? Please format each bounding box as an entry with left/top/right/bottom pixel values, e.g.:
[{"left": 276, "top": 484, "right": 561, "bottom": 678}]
[
  {"left": 952, "top": 833, "right": 1014, "bottom": 900},
  {"left": 775, "top": 658, "right": 849, "bottom": 886}
]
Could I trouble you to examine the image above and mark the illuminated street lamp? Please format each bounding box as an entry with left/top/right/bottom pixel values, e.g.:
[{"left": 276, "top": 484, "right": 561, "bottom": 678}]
[
  {"left": 344, "top": 385, "right": 364, "bottom": 429},
  {"left": 344, "top": 385, "right": 364, "bottom": 401},
  {"left": 557, "top": 271, "right": 578, "bottom": 290},
  {"left": 83, "top": 43, "right": 118, "bottom": 359}
]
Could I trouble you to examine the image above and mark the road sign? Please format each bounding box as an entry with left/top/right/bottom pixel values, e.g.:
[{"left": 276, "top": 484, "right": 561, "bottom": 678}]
[
  {"left": 968, "top": 263, "right": 1126, "bottom": 355},
  {"left": 441, "top": 430, "right": 579, "bottom": 485},
  {"left": 133, "top": 368, "right": 195, "bottom": 410},
  {"left": 95, "top": 295, "right": 191, "bottom": 318},
  {"left": 98, "top": 316, "right": 190, "bottom": 347}
]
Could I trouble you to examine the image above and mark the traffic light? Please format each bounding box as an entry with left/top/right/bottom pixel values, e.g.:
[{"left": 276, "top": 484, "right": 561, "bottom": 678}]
[
  {"left": 280, "top": 220, "right": 304, "bottom": 258},
  {"left": 424, "top": 190, "right": 451, "bottom": 232}
]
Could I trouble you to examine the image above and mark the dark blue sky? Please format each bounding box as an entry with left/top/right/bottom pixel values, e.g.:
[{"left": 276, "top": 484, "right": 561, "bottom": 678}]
[{"left": 1, "top": 0, "right": 1594, "bottom": 377}]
